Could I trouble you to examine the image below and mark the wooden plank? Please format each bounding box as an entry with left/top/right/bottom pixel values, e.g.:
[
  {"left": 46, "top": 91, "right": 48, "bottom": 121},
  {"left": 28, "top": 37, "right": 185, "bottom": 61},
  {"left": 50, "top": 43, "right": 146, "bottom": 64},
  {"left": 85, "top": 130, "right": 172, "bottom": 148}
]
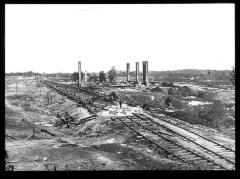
[{"left": 75, "top": 114, "right": 97, "bottom": 126}]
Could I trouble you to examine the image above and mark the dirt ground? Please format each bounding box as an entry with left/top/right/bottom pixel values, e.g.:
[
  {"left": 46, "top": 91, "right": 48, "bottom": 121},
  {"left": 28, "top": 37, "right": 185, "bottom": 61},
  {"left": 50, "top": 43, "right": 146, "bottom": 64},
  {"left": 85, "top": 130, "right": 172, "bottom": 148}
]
[{"left": 6, "top": 77, "right": 198, "bottom": 171}]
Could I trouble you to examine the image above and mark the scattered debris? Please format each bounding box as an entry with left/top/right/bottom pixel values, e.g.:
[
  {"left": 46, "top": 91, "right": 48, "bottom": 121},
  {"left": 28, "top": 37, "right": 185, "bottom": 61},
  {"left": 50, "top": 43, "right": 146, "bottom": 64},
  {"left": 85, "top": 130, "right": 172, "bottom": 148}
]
[
  {"left": 5, "top": 75, "right": 235, "bottom": 171},
  {"left": 5, "top": 134, "right": 22, "bottom": 140},
  {"left": 44, "top": 163, "right": 58, "bottom": 171},
  {"left": 43, "top": 157, "right": 48, "bottom": 161},
  {"left": 75, "top": 114, "right": 98, "bottom": 126}
]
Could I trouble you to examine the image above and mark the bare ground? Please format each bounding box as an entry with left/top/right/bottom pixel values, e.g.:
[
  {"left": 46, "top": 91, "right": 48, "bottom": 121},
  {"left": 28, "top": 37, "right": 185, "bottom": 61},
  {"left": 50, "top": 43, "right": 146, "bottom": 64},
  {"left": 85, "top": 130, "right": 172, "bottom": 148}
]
[
  {"left": 5, "top": 77, "right": 195, "bottom": 170},
  {"left": 5, "top": 77, "right": 234, "bottom": 170}
]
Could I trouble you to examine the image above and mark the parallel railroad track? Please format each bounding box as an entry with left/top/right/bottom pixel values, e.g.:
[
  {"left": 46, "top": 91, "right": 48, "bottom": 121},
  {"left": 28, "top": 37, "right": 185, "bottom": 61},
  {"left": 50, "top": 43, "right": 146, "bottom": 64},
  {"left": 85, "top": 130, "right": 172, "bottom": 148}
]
[
  {"left": 41, "top": 79, "right": 116, "bottom": 103},
  {"left": 41, "top": 80, "right": 92, "bottom": 102},
  {"left": 41, "top": 79, "right": 235, "bottom": 170},
  {"left": 133, "top": 112, "right": 235, "bottom": 164},
  {"left": 144, "top": 111, "right": 235, "bottom": 151},
  {"left": 40, "top": 79, "right": 114, "bottom": 114},
  {"left": 112, "top": 114, "right": 235, "bottom": 170},
  {"left": 40, "top": 80, "right": 97, "bottom": 113},
  {"left": 43, "top": 80, "right": 104, "bottom": 98}
]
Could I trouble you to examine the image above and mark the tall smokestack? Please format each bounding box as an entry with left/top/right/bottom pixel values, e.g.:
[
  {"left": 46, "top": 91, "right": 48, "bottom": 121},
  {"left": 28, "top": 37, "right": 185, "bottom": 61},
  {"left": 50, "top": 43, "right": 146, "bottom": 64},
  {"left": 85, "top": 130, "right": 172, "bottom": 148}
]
[
  {"left": 142, "top": 61, "right": 149, "bottom": 86},
  {"left": 126, "top": 63, "right": 130, "bottom": 82},
  {"left": 136, "top": 62, "right": 139, "bottom": 83},
  {"left": 78, "top": 61, "right": 82, "bottom": 87}
]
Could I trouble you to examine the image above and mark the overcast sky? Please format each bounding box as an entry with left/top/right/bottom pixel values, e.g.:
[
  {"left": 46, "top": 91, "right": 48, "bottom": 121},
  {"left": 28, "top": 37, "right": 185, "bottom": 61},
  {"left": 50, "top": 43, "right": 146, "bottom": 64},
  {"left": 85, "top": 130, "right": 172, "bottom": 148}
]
[{"left": 5, "top": 4, "right": 235, "bottom": 73}]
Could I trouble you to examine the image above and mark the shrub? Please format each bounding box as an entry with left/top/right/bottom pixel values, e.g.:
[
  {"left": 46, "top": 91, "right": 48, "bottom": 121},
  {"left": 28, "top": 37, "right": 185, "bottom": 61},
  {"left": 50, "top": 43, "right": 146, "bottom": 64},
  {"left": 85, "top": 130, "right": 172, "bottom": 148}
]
[
  {"left": 198, "top": 92, "right": 204, "bottom": 98},
  {"left": 118, "top": 91, "right": 166, "bottom": 107},
  {"left": 229, "top": 66, "right": 235, "bottom": 86},
  {"left": 165, "top": 96, "right": 186, "bottom": 109},
  {"left": 203, "top": 92, "right": 216, "bottom": 101},
  {"left": 161, "top": 82, "right": 167, "bottom": 86},
  {"left": 197, "top": 101, "right": 225, "bottom": 128},
  {"left": 151, "top": 87, "right": 165, "bottom": 93},
  {"left": 165, "top": 97, "right": 171, "bottom": 106},
  {"left": 161, "top": 81, "right": 175, "bottom": 87},
  {"left": 169, "top": 82, "right": 174, "bottom": 86},
  {"left": 179, "top": 86, "right": 195, "bottom": 96},
  {"left": 167, "top": 110, "right": 200, "bottom": 124},
  {"left": 187, "top": 100, "right": 225, "bottom": 128},
  {"left": 168, "top": 87, "right": 177, "bottom": 95},
  {"left": 219, "top": 117, "right": 235, "bottom": 128},
  {"left": 109, "top": 91, "right": 119, "bottom": 100},
  {"left": 165, "top": 100, "right": 226, "bottom": 129}
]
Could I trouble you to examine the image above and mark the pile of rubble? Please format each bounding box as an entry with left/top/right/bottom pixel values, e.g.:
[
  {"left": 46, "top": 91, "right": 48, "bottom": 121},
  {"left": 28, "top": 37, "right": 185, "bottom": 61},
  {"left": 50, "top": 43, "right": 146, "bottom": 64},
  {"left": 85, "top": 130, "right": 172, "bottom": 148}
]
[{"left": 98, "top": 104, "right": 142, "bottom": 117}]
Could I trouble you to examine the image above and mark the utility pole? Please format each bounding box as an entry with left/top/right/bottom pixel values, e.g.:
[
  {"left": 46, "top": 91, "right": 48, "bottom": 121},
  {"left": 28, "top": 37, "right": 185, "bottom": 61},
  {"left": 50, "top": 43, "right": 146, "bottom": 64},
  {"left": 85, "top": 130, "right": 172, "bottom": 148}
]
[
  {"left": 78, "top": 61, "right": 82, "bottom": 87},
  {"left": 37, "top": 76, "right": 39, "bottom": 87},
  {"left": 16, "top": 78, "right": 18, "bottom": 96},
  {"left": 32, "top": 118, "right": 35, "bottom": 137}
]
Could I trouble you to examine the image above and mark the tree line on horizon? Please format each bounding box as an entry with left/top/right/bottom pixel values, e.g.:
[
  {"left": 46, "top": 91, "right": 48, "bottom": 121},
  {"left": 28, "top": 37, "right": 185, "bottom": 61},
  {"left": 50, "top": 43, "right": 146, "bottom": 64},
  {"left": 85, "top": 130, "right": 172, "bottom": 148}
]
[
  {"left": 71, "top": 66, "right": 118, "bottom": 84},
  {"left": 5, "top": 67, "right": 235, "bottom": 86}
]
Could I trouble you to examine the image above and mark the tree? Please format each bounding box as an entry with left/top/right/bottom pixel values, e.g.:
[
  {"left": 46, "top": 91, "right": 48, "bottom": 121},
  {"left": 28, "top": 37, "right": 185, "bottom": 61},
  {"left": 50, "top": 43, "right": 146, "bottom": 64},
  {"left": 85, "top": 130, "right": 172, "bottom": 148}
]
[
  {"left": 45, "top": 90, "right": 55, "bottom": 105},
  {"left": 81, "top": 72, "right": 85, "bottom": 82},
  {"left": 107, "top": 66, "right": 118, "bottom": 83},
  {"left": 197, "top": 101, "right": 225, "bottom": 128},
  {"left": 71, "top": 72, "right": 85, "bottom": 84},
  {"left": 229, "top": 66, "right": 235, "bottom": 86},
  {"left": 99, "top": 71, "right": 107, "bottom": 82},
  {"left": 168, "top": 87, "right": 177, "bottom": 95},
  {"left": 71, "top": 72, "right": 79, "bottom": 84},
  {"left": 88, "top": 73, "right": 98, "bottom": 82},
  {"left": 86, "top": 73, "right": 91, "bottom": 81}
]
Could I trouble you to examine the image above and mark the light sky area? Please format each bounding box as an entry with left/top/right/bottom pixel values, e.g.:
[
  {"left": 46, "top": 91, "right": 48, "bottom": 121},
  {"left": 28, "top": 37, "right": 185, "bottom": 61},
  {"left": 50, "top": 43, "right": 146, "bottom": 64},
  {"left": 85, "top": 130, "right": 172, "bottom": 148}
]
[{"left": 5, "top": 4, "right": 235, "bottom": 73}]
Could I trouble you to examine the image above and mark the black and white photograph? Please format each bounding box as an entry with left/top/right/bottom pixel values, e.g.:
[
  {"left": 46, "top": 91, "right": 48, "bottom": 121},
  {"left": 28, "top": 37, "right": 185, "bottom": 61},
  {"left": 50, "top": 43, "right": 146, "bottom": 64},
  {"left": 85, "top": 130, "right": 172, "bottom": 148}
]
[{"left": 5, "top": 4, "right": 235, "bottom": 171}]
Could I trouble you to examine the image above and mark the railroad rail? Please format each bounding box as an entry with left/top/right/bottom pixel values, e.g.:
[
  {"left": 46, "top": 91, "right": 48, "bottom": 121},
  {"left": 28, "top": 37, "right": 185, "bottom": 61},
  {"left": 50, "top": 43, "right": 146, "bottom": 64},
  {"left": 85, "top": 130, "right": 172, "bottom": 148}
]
[
  {"left": 133, "top": 113, "right": 235, "bottom": 165},
  {"left": 41, "top": 79, "right": 97, "bottom": 113},
  {"left": 144, "top": 111, "right": 235, "bottom": 151},
  {"left": 112, "top": 114, "right": 235, "bottom": 170},
  {"left": 41, "top": 79, "right": 119, "bottom": 115},
  {"left": 41, "top": 79, "right": 118, "bottom": 103},
  {"left": 40, "top": 79, "right": 234, "bottom": 170}
]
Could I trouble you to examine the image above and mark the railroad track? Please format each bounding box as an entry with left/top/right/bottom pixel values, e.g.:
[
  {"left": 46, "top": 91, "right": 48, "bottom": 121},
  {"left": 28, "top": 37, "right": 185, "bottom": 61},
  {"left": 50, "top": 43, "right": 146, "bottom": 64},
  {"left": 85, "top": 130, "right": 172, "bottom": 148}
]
[
  {"left": 41, "top": 79, "right": 116, "bottom": 103},
  {"left": 142, "top": 111, "right": 235, "bottom": 156},
  {"left": 145, "top": 111, "right": 235, "bottom": 150},
  {"left": 41, "top": 79, "right": 235, "bottom": 170},
  {"left": 41, "top": 80, "right": 91, "bottom": 101},
  {"left": 40, "top": 79, "right": 112, "bottom": 114},
  {"left": 112, "top": 114, "right": 235, "bottom": 170},
  {"left": 44, "top": 80, "right": 103, "bottom": 98},
  {"left": 40, "top": 80, "right": 95, "bottom": 112}
]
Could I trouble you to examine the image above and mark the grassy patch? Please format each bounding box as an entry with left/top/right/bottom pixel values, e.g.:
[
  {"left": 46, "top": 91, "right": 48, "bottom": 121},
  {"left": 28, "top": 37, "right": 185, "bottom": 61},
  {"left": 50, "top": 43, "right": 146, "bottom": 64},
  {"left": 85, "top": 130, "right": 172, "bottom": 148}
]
[
  {"left": 89, "top": 143, "right": 195, "bottom": 170},
  {"left": 118, "top": 91, "right": 165, "bottom": 107},
  {"left": 10, "top": 101, "right": 19, "bottom": 106},
  {"left": 165, "top": 95, "right": 187, "bottom": 109},
  {"left": 118, "top": 91, "right": 188, "bottom": 110},
  {"left": 164, "top": 100, "right": 233, "bottom": 130},
  {"left": 7, "top": 94, "right": 36, "bottom": 102}
]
